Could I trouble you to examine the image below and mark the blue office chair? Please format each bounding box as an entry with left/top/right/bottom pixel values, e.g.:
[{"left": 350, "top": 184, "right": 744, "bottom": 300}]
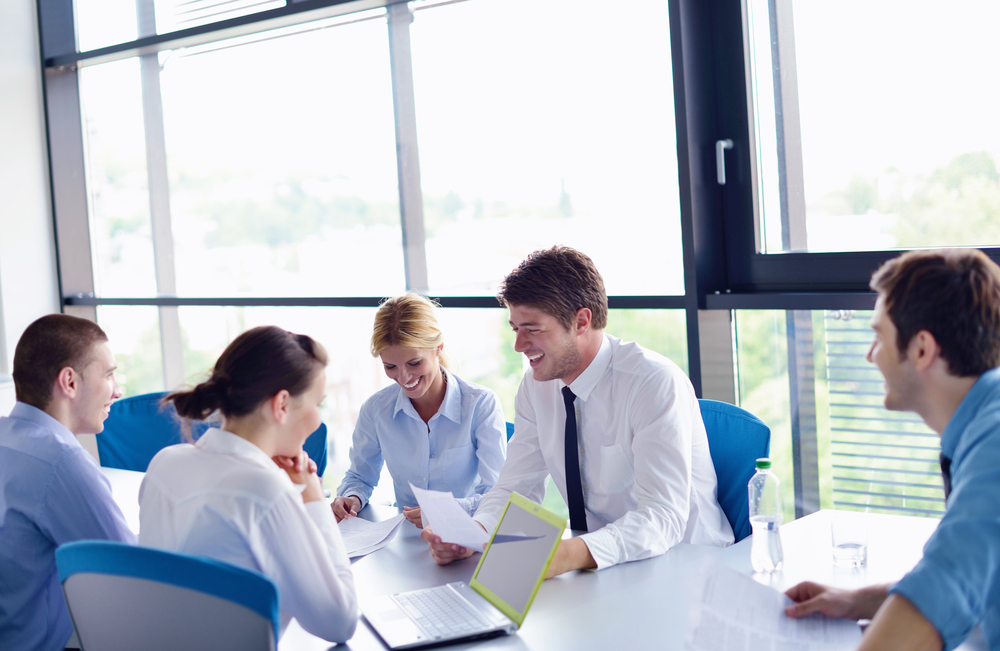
[
  {"left": 505, "top": 421, "right": 514, "bottom": 441},
  {"left": 699, "top": 399, "right": 771, "bottom": 542},
  {"left": 57, "top": 540, "right": 279, "bottom": 651},
  {"left": 98, "top": 391, "right": 328, "bottom": 476}
]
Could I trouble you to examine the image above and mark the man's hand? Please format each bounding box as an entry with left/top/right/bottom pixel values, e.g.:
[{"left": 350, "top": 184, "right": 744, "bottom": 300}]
[
  {"left": 403, "top": 506, "right": 423, "bottom": 528},
  {"left": 420, "top": 524, "right": 486, "bottom": 565},
  {"left": 545, "top": 537, "right": 597, "bottom": 578},
  {"left": 274, "top": 451, "right": 324, "bottom": 503},
  {"left": 332, "top": 495, "right": 362, "bottom": 522},
  {"left": 785, "top": 582, "right": 889, "bottom": 620}
]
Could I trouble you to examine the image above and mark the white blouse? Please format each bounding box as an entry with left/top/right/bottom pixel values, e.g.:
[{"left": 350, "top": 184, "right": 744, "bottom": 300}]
[{"left": 138, "top": 428, "right": 357, "bottom": 643}]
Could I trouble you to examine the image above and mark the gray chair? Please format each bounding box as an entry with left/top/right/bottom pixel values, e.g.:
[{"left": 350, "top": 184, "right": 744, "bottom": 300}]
[{"left": 57, "top": 540, "right": 279, "bottom": 651}]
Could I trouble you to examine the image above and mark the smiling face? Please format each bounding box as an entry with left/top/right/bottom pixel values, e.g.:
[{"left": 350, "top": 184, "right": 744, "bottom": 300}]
[
  {"left": 508, "top": 304, "right": 583, "bottom": 383},
  {"left": 276, "top": 368, "right": 327, "bottom": 458},
  {"left": 867, "top": 297, "right": 921, "bottom": 412},
  {"left": 71, "top": 341, "right": 122, "bottom": 435},
  {"left": 379, "top": 345, "right": 444, "bottom": 403}
]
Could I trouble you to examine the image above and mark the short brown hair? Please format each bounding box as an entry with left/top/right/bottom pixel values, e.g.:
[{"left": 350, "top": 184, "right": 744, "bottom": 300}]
[
  {"left": 497, "top": 246, "right": 608, "bottom": 330},
  {"left": 870, "top": 249, "right": 1000, "bottom": 377},
  {"left": 13, "top": 314, "right": 109, "bottom": 410},
  {"left": 165, "top": 326, "right": 327, "bottom": 422}
]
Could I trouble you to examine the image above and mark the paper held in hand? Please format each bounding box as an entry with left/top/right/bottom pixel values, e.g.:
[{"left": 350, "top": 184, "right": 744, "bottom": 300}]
[
  {"left": 338, "top": 513, "right": 405, "bottom": 559},
  {"left": 409, "top": 484, "right": 491, "bottom": 550}
]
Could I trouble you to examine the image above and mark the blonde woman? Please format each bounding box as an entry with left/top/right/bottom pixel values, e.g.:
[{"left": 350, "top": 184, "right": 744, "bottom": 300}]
[{"left": 333, "top": 294, "right": 506, "bottom": 526}]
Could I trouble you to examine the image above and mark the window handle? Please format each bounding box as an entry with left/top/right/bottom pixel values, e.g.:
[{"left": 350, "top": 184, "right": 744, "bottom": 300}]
[{"left": 716, "top": 139, "right": 734, "bottom": 185}]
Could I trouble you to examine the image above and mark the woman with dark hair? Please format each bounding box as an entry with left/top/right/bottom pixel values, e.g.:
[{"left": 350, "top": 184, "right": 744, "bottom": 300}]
[
  {"left": 333, "top": 293, "right": 507, "bottom": 526},
  {"left": 138, "top": 326, "right": 357, "bottom": 643}
]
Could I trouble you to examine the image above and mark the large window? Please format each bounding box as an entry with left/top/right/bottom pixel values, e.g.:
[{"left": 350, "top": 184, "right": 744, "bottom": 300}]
[
  {"left": 49, "top": 0, "right": 688, "bottom": 502},
  {"left": 410, "top": 0, "right": 683, "bottom": 296},
  {"left": 43, "top": 0, "right": 987, "bottom": 519},
  {"left": 746, "top": 0, "right": 1000, "bottom": 254}
]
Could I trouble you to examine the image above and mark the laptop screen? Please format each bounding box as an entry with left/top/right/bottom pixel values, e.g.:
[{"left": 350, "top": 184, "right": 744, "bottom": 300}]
[{"left": 469, "top": 493, "right": 566, "bottom": 627}]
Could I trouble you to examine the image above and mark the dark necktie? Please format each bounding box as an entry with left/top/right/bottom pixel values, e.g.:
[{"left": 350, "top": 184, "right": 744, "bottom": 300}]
[
  {"left": 562, "top": 386, "right": 588, "bottom": 531},
  {"left": 940, "top": 453, "right": 952, "bottom": 502}
]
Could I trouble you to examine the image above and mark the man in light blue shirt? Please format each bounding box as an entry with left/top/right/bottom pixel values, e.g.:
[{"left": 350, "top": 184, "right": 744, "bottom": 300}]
[
  {"left": 785, "top": 249, "right": 1000, "bottom": 651},
  {"left": 0, "top": 315, "right": 135, "bottom": 651}
]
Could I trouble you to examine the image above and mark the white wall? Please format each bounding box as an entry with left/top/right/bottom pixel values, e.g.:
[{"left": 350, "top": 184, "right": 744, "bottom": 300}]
[{"left": 0, "top": 0, "right": 62, "bottom": 410}]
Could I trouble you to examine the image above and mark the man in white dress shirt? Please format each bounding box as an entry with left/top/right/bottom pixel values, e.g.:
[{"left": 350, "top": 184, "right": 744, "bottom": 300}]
[{"left": 423, "top": 246, "right": 733, "bottom": 576}]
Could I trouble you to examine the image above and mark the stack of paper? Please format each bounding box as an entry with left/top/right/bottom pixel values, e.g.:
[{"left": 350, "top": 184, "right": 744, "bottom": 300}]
[
  {"left": 685, "top": 563, "right": 863, "bottom": 651},
  {"left": 338, "top": 513, "right": 406, "bottom": 559}
]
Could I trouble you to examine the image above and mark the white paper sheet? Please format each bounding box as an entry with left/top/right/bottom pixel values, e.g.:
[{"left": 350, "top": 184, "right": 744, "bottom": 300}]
[
  {"left": 409, "top": 483, "right": 490, "bottom": 549},
  {"left": 338, "top": 513, "right": 405, "bottom": 559},
  {"left": 685, "top": 563, "right": 863, "bottom": 651}
]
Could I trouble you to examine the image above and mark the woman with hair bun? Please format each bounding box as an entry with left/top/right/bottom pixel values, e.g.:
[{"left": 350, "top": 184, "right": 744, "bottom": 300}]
[
  {"left": 138, "top": 326, "right": 357, "bottom": 643},
  {"left": 333, "top": 293, "right": 506, "bottom": 526}
]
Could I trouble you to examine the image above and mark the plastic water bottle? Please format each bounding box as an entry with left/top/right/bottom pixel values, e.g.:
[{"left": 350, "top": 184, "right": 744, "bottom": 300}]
[{"left": 748, "top": 458, "right": 784, "bottom": 573}]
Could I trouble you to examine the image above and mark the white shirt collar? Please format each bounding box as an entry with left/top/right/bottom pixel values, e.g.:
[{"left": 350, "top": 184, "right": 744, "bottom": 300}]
[
  {"left": 392, "top": 365, "right": 459, "bottom": 424},
  {"left": 564, "top": 334, "right": 612, "bottom": 402},
  {"left": 196, "top": 427, "right": 281, "bottom": 472}
]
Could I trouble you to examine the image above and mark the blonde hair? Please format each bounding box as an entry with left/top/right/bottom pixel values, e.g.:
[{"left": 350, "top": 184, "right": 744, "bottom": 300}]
[{"left": 371, "top": 294, "right": 449, "bottom": 369}]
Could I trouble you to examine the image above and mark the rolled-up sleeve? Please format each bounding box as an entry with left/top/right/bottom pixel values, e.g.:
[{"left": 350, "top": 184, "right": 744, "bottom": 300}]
[
  {"left": 890, "top": 425, "right": 1000, "bottom": 650},
  {"left": 336, "top": 399, "right": 382, "bottom": 510},
  {"left": 580, "top": 372, "right": 691, "bottom": 569}
]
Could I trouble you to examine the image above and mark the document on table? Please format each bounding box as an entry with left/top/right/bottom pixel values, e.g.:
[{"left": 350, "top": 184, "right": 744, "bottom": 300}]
[
  {"left": 338, "top": 513, "right": 405, "bottom": 559},
  {"left": 410, "top": 484, "right": 491, "bottom": 549},
  {"left": 685, "top": 562, "right": 863, "bottom": 651}
]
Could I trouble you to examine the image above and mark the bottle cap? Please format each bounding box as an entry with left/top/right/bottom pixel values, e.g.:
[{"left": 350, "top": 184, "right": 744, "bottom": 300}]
[{"left": 755, "top": 458, "right": 771, "bottom": 469}]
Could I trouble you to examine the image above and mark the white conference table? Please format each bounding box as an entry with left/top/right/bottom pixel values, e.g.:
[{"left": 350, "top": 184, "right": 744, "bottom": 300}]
[
  {"left": 100, "top": 468, "right": 944, "bottom": 651},
  {"left": 281, "top": 507, "right": 942, "bottom": 651}
]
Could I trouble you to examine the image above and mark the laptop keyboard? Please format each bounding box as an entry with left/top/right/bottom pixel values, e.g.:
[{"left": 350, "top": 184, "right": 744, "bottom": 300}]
[{"left": 393, "top": 586, "right": 496, "bottom": 639}]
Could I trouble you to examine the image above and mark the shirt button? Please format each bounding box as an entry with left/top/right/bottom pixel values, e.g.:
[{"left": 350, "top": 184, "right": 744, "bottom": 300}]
[
  {"left": 584, "top": 484, "right": 589, "bottom": 491},
  {"left": 430, "top": 454, "right": 435, "bottom": 458}
]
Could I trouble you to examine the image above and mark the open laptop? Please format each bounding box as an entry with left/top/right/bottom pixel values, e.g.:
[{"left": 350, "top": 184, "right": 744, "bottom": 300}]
[{"left": 363, "top": 492, "right": 566, "bottom": 649}]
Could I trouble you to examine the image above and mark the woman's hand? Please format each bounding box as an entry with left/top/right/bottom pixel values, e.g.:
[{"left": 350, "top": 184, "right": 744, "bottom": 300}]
[
  {"left": 332, "top": 496, "right": 362, "bottom": 522},
  {"left": 274, "top": 451, "right": 324, "bottom": 503},
  {"left": 403, "top": 506, "right": 423, "bottom": 528}
]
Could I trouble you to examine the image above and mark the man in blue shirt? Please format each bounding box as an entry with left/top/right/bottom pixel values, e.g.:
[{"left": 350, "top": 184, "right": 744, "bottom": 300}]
[
  {"left": 785, "top": 249, "right": 1000, "bottom": 651},
  {"left": 0, "top": 314, "right": 135, "bottom": 651}
]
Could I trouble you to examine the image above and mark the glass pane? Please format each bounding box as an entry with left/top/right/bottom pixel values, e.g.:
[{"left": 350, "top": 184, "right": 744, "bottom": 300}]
[
  {"left": 606, "top": 310, "right": 688, "bottom": 376},
  {"left": 156, "top": 13, "right": 402, "bottom": 297},
  {"left": 75, "top": 0, "right": 283, "bottom": 53},
  {"left": 411, "top": 0, "right": 684, "bottom": 296},
  {"left": 748, "top": 0, "right": 1000, "bottom": 253},
  {"left": 75, "top": 0, "right": 139, "bottom": 53},
  {"left": 735, "top": 309, "right": 943, "bottom": 520},
  {"left": 79, "top": 59, "right": 159, "bottom": 298},
  {"left": 97, "top": 305, "right": 165, "bottom": 397}
]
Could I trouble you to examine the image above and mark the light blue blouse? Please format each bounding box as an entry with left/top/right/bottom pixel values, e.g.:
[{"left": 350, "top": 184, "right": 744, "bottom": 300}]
[{"left": 336, "top": 368, "right": 507, "bottom": 515}]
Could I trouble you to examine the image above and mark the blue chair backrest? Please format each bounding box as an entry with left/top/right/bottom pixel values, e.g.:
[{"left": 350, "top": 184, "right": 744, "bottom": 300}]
[
  {"left": 99, "top": 391, "right": 328, "bottom": 475},
  {"left": 698, "top": 399, "right": 771, "bottom": 542},
  {"left": 505, "top": 421, "right": 514, "bottom": 441},
  {"left": 57, "top": 540, "right": 279, "bottom": 650}
]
